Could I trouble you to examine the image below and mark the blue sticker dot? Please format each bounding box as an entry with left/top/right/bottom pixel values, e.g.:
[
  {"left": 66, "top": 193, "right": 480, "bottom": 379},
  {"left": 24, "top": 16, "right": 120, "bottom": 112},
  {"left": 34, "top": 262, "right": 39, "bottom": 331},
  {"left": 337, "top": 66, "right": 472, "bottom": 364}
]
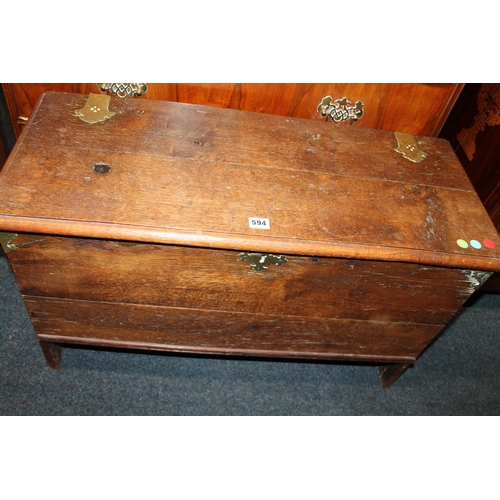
[{"left": 470, "top": 239, "right": 482, "bottom": 249}]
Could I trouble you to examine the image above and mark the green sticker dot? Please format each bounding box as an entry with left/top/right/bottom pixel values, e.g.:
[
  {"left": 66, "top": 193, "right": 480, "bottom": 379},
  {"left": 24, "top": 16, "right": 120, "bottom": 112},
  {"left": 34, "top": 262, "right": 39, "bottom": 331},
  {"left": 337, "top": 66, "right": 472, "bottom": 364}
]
[{"left": 457, "top": 239, "right": 468, "bottom": 248}]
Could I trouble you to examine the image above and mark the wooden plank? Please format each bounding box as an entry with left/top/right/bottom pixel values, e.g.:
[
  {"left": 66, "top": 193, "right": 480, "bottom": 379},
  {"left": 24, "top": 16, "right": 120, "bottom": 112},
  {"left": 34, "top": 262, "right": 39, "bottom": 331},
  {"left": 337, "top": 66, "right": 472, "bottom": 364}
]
[
  {"left": 8, "top": 234, "right": 474, "bottom": 326},
  {"left": 1, "top": 142, "right": 499, "bottom": 269},
  {"left": 25, "top": 296, "right": 443, "bottom": 361},
  {"left": 17, "top": 92, "right": 473, "bottom": 190}
]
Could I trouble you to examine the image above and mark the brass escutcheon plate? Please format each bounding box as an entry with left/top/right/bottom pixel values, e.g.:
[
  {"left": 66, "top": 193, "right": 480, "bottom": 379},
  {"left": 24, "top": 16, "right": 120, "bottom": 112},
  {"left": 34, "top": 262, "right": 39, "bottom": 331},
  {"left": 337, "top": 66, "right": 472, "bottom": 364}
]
[{"left": 238, "top": 252, "right": 288, "bottom": 272}]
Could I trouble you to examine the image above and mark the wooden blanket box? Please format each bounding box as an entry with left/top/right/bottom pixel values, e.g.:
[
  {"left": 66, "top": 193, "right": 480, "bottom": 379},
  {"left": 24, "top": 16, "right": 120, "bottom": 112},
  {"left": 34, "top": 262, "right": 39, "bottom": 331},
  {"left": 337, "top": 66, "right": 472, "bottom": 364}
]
[{"left": 1, "top": 91, "right": 499, "bottom": 388}]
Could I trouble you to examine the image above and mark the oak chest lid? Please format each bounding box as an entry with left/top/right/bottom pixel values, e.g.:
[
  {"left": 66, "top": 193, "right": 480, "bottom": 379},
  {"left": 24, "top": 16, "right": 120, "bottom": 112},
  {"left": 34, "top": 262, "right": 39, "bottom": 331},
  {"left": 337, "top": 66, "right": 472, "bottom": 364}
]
[{"left": 1, "top": 91, "right": 500, "bottom": 271}]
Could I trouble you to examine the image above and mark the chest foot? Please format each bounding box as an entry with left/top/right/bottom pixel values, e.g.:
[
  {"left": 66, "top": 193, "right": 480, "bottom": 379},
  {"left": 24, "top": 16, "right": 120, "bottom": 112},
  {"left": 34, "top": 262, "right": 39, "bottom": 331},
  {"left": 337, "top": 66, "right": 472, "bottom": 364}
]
[
  {"left": 39, "top": 341, "right": 63, "bottom": 371},
  {"left": 378, "top": 363, "right": 413, "bottom": 388}
]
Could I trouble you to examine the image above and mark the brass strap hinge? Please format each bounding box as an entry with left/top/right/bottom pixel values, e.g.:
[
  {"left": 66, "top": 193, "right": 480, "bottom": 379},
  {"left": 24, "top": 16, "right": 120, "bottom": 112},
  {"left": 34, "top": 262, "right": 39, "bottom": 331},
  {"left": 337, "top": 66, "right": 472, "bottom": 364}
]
[
  {"left": 75, "top": 93, "right": 116, "bottom": 124},
  {"left": 394, "top": 132, "right": 427, "bottom": 163}
]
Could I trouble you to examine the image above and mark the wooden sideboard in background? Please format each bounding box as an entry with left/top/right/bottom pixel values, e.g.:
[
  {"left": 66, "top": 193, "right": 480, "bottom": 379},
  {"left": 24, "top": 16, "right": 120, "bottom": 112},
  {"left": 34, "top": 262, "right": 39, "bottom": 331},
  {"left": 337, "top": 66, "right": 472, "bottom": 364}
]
[
  {"left": 1, "top": 83, "right": 463, "bottom": 141},
  {"left": 0, "top": 134, "right": 6, "bottom": 168},
  {"left": 439, "top": 83, "right": 500, "bottom": 231},
  {"left": 0, "top": 86, "right": 14, "bottom": 166},
  {"left": 439, "top": 83, "right": 500, "bottom": 292}
]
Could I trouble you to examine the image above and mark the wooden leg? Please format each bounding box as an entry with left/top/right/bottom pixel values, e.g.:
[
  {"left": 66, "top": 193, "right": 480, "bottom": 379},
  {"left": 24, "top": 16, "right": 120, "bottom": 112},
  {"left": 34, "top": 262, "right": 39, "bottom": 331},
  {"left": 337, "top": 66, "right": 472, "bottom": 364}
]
[
  {"left": 377, "top": 363, "right": 412, "bottom": 388},
  {"left": 39, "top": 341, "right": 63, "bottom": 370}
]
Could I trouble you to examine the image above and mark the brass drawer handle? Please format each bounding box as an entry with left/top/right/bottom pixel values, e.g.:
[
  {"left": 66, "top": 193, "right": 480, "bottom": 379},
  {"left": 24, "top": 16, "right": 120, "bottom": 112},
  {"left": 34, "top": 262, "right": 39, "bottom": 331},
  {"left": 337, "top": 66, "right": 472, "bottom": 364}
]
[
  {"left": 317, "top": 96, "right": 364, "bottom": 124},
  {"left": 17, "top": 116, "right": 30, "bottom": 126},
  {"left": 97, "top": 83, "right": 148, "bottom": 98}
]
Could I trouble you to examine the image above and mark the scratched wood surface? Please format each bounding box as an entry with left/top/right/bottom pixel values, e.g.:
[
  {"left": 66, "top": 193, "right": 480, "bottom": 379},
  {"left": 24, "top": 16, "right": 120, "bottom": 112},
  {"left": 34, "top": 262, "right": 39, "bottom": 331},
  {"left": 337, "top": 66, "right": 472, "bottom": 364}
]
[
  {"left": 1, "top": 83, "right": 463, "bottom": 138},
  {"left": 0, "top": 92, "right": 499, "bottom": 271},
  {"left": 26, "top": 296, "right": 443, "bottom": 362},
  {"left": 8, "top": 234, "right": 473, "bottom": 326}
]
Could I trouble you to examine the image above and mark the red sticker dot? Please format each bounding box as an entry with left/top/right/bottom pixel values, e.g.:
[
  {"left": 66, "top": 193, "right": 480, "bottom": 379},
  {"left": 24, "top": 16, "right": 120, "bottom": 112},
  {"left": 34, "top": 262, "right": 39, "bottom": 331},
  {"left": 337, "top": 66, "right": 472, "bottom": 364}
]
[{"left": 484, "top": 239, "right": 496, "bottom": 249}]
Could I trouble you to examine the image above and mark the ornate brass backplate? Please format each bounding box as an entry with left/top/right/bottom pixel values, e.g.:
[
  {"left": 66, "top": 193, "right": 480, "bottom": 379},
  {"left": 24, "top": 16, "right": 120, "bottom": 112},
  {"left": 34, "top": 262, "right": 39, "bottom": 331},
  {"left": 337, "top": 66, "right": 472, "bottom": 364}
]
[
  {"left": 317, "top": 96, "right": 364, "bottom": 124},
  {"left": 97, "top": 83, "right": 148, "bottom": 98}
]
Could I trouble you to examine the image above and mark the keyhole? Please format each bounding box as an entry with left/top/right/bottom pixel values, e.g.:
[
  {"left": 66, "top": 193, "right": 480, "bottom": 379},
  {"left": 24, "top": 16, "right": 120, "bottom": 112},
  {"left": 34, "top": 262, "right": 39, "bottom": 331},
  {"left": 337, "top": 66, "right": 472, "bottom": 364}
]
[{"left": 93, "top": 163, "right": 111, "bottom": 174}]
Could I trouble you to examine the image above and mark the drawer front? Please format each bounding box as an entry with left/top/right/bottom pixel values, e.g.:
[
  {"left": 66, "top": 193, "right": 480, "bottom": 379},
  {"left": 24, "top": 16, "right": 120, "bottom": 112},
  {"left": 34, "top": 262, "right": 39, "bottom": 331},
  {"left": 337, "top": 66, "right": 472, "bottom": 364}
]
[{"left": 7, "top": 233, "right": 476, "bottom": 361}]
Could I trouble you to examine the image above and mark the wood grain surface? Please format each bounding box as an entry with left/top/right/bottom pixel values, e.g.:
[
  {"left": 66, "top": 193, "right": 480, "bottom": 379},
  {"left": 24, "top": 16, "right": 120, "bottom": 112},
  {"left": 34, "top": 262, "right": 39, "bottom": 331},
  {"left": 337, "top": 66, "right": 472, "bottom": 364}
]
[
  {"left": 26, "top": 296, "right": 442, "bottom": 362},
  {"left": 0, "top": 92, "right": 499, "bottom": 271},
  {"left": 8, "top": 234, "right": 474, "bottom": 326}
]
